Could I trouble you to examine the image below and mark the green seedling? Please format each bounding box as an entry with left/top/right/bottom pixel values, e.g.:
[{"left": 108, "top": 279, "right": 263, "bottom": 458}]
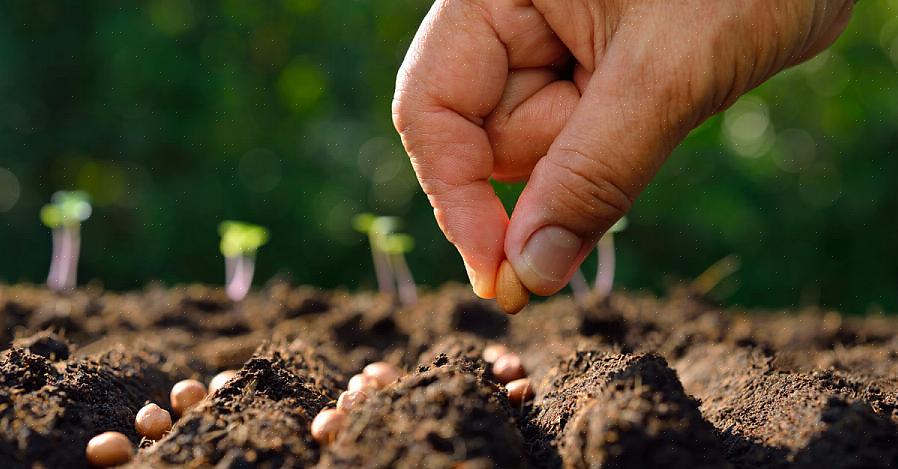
[
  {"left": 353, "top": 213, "right": 417, "bottom": 305},
  {"left": 40, "top": 191, "right": 92, "bottom": 292},
  {"left": 568, "top": 217, "right": 628, "bottom": 302},
  {"left": 219, "top": 221, "right": 269, "bottom": 301},
  {"left": 691, "top": 254, "right": 742, "bottom": 297}
]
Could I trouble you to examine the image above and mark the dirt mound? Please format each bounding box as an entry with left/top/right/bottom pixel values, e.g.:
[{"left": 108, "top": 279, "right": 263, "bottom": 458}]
[{"left": 0, "top": 282, "right": 896, "bottom": 468}]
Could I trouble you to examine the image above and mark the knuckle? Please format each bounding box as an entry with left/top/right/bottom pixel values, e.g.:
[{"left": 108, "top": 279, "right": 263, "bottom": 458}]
[{"left": 545, "top": 148, "right": 634, "bottom": 235}]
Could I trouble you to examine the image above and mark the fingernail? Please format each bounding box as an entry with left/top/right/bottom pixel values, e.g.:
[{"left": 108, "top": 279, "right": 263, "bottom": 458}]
[{"left": 521, "top": 226, "right": 582, "bottom": 283}]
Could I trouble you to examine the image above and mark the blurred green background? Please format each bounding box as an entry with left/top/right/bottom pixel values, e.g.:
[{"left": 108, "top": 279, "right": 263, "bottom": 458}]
[{"left": 1, "top": 1, "right": 896, "bottom": 313}]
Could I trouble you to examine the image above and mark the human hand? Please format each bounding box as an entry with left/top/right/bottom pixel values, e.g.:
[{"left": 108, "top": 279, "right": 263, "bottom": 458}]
[{"left": 393, "top": 0, "right": 855, "bottom": 298}]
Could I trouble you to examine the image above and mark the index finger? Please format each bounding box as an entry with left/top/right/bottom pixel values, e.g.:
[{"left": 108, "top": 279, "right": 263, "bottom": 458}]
[{"left": 392, "top": 0, "right": 510, "bottom": 298}]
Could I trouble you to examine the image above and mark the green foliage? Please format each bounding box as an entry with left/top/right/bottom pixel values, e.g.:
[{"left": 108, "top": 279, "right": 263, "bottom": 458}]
[
  {"left": 0, "top": 1, "right": 896, "bottom": 313},
  {"left": 40, "top": 191, "right": 92, "bottom": 229},
  {"left": 380, "top": 233, "right": 414, "bottom": 255},
  {"left": 219, "top": 221, "right": 269, "bottom": 257}
]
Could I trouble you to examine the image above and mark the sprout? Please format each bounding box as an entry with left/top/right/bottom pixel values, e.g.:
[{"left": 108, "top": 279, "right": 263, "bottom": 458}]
[
  {"left": 353, "top": 213, "right": 417, "bottom": 305},
  {"left": 218, "top": 221, "right": 269, "bottom": 301},
  {"left": 41, "top": 191, "right": 92, "bottom": 292},
  {"left": 691, "top": 255, "right": 742, "bottom": 297},
  {"left": 567, "top": 217, "right": 628, "bottom": 303}
]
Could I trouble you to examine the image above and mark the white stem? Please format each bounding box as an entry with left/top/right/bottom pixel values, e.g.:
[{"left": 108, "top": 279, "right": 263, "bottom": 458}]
[
  {"left": 569, "top": 269, "right": 590, "bottom": 302},
  {"left": 390, "top": 252, "right": 417, "bottom": 306},
  {"left": 595, "top": 235, "right": 615, "bottom": 300},
  {"left": 47, "top": 229, "right": 64, "bottom": 291},
  {"left": 370, "top": 233, "right": 395, "bottom": 296},
  {"left": 226, "top": 254, "right": 255, "bottom": 302}
]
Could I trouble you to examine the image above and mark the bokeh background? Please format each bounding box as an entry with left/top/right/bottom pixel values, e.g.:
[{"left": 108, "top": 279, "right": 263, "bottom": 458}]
[{"left": 1, "top": 1, "right": 897, "bottom": 313}]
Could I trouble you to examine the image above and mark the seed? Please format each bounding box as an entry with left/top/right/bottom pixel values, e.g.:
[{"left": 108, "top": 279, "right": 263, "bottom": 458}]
[
  {"left": 310, "top": 408, "right": 348, "bottom": 446},
  {"left": 170, "top": 379, "right": 207, "bottom": 415},
  {"left": 347, "top": 374, "right": 377, "bottom": 393},
  {"left": 86, "top": 431, "right": 133, "bottom": 467},
  {"left": 135, "top": 403, "right": 172, "bottom": 440},
  {"left": 496, "top": 260, "right": 530, "bottom": 315},
  {"left": 506, "top": 378, "right": 534, "bottom": 406},
  {"left": 336, "top": 390, "right": 368, "bottom": 411},
  {"left": 362, "top": 362, "right": 401, "bottom": 389},
  {"left": 492, "top": 352, "right": 526, "bottom": 384},
  {"left": 208, "top": 370, "right": 238, "bottom": 394},
  {"left": 482, "top": 344, "right": 510, "bottom": 364}
]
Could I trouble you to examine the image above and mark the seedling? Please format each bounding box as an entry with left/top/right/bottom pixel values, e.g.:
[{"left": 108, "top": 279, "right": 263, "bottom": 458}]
[
  {"left": 568, "top": 217, "right": 628, "bottom": 302},
  {"left": 218, "top": 221, "right": 269, "bottom": 302},
  {"left": 691, "top": 254, "right": 742, "bottom": 297},
  {"left": 353, "top": 213, "right": 418, "bottom": 305},
  {"left": 40, "top": 191, "right": 92, "bottom": 292}
]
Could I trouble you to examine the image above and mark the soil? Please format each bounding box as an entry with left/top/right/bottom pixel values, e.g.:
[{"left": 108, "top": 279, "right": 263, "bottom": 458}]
[{"left": 0, "top": 281, "right": 896, "bottom": 468}]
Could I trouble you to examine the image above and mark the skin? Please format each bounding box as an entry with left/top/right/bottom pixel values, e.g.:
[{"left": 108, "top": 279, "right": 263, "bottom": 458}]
[{"left": 393, "top": 0, "right": 856, "bottom": 298}]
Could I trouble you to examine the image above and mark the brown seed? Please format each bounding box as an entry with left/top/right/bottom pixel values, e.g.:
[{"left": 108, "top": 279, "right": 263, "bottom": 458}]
[
  {"left": 492, "top": 352, "right": 526, "bottom": 384},
  {"left": 362, "top": 362, "right": 401, "bottom": 389},
  {"left": 506, "top": 378, "right": 534, "bottom": 406},
  {"left": 336, "top": 390, "right": 368, "bottom": 411},
  {"left": 347, "top": 373, "right": 377, "bottom": 393},
  {"left": 482, "top": 344, "right": 510, "bottom": 364},
  {"left": 310, "top": 408, "right": 348, "bottom": 445},
  {"left": 208, "top": 370, "right": 238, "bottom": 394},
  {"left": 86, "top": 431, "right": 133, "bottom": 467},
  {"left": 170, "top": 379, "right": 207, "bottom": 415},
  {"left": 135, "top": 403, "right": 172, "bottom": 440},
  {"left": 496, "top": 260, "right": 530, "bottom": 315}
]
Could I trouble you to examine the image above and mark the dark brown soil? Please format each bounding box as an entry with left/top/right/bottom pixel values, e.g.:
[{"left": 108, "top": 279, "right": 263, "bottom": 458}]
[{"left": 0, "top": 282, "right": 896, "bottom": 468}]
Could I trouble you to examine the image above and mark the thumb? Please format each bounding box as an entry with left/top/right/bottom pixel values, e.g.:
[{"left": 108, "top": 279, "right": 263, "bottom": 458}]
[{"left": 504, "top": 59, "right": 695, "bottom": 296}]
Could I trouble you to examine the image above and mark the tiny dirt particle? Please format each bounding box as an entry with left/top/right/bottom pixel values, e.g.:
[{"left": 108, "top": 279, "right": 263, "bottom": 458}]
[
  {"left": 311, "top": 408, "right": 348, "bottom": 446},
  {"left": 135, "top": 403, "right": 172, "bottom": 440},
  {"left": 86, "top": 431, "right": 133, "bottom": 467}
]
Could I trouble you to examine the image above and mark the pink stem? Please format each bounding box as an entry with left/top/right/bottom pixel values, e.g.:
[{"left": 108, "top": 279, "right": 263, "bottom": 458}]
[
  {"left": 46, "top": 229, "right": 64, "bottom": 291},
  {"left": 569, "top": 269, "right": 590, "bottom": 302},
  {"left": 226, "top": 255, "right": 255, "bottom": 302},
  {"left": 370, "top": 234, "right": 395, "bottom": 296}
]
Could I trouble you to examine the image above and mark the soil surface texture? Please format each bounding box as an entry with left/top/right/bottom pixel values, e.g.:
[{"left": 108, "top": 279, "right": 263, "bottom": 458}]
[{"left": 0, "top": 282, "right": 896, "bottom": 468}]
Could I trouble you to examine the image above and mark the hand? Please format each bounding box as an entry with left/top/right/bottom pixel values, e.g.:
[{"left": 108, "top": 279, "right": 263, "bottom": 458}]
[{"left": 393, "top": 0, "right": 855, "bottom": 298}]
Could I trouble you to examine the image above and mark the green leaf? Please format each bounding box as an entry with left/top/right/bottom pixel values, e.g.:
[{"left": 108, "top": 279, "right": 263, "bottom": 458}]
[
  {"left": 218, "top": 220, "right": 270, "bottom": 257},
  {"left": 380, "top": 233, "right": 414, "bottom": 254},
  {"left": 40, "top": 191, "right": 92, "bottom": 228}
]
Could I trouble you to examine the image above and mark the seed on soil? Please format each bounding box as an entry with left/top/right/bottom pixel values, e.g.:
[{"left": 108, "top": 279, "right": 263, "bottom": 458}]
[
  {"left": 311, "top": 408, "right": 348, "bottom": 446},
  {"left": 505, "top": 378, "right": 534, "bottom": 405},
  {"left": 482, "top": 344, "right": 510, "bottom": 364},
  {"left": 336, "top": 390, "right": 368, "bottom": 411},
  {"left": 170, "top": 379, "right": 207, "bottom": 415},
  {"left": 135, "top": 403, "right": 172, "bottom": 440},
  {"left": 492, "top": 352, "right": 526, "bottom": 384},
  {"left": 208, "top": 369, "right": 238, "bottom": 394},
  {"left": 347, "top": 373, "right": 377, "bottom": 392},
  {"left": 362, "top": 361, "right": 401, "bottom": 389},
  {"left": 86, "top": 431, "right": 134, "bottom": 467},
  {"left": 496, "top": 260, "right": 530, "bottom": 315}
]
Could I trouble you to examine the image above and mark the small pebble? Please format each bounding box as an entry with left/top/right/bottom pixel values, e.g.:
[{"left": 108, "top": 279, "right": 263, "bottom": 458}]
[
  {"left": 506, "top": 378, "right": 534, "bottom": 405},
  {"left": 310, "top": 408, "right": 348, "bottom": 445},
  {"left": 135, "top": 403, "right": 172, "bottom": 440},
  {"left": 362, "top": 361, "right": 401, "bottom": 389},
  {"left": 336, "top": 390, "right": 368, "bottom": 411},
  {"left": 86, "top": 431, "right": 133, "bottom": 467},
  {"left": 170, "top": 379, "right": 207, "bottom": 415},
  {"left": 492, "top": 353, "right": 526, "bottom": 384},
  {"left": 482, "top": 344, "right": 509, "bottom": 364},
  {"left": 208, "top": 370, "right": 238, "bottom": 394},
  {"left": 347, "top": 373, "right": 377, "bottom": 392}
]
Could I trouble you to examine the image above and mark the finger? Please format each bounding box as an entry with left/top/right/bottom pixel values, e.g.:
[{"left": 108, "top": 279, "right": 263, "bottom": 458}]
[
  {"left": 504, "top": 46, "right": 692, "bottom": 296},
  {"left": 393, "top": 0, "right": 510, "bottom": 298},
  {"left": 485, "top": 69, "right": 580, "bottom": 181}
]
